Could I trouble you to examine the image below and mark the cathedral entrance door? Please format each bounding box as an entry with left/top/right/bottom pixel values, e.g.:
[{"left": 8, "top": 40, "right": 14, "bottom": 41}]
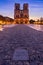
[{"left": 20, "top": 19, "right": 23, "bottom": 24}]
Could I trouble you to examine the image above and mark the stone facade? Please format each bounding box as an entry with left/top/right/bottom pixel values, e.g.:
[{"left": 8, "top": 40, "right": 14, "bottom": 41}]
[{"left": 14, "top": 3, "right": 29, "bottom": 24}]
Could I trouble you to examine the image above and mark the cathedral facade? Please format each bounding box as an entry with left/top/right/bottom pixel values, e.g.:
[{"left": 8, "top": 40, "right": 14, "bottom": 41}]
[{"left": 14, "top": 3, "right": 29, "bottom": 24}]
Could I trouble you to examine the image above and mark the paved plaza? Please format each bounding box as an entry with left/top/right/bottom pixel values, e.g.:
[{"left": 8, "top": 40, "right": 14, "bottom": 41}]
[{"left": 0, "top": 24, "right": 43, "bottom": 65}]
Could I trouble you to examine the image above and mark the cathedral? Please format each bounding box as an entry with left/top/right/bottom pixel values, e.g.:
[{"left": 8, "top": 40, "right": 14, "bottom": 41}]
[{"left": 14, "top": 3, "right": 29, "bottom": 24}]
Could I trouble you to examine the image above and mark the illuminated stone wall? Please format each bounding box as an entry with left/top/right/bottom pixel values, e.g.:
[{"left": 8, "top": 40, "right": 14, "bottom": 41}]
[{"left": 14, "top": 3, "right": 29, "bottom": 24}]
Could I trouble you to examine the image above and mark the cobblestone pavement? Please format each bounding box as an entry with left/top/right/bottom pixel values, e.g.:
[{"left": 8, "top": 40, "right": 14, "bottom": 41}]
[{"left": 0, "top": 24, "right": 43, "bottom": 65}]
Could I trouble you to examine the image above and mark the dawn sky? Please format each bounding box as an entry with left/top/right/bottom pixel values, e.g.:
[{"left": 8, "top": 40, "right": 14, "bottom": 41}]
[{"left": 0, "top": 0, "right": 43, "bottom": 20}]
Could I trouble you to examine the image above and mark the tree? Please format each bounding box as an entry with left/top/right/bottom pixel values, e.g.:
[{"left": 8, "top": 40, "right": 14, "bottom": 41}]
[
  {"left": 0, "top": 15, "right": 14, "bottom": 24},
  {"left": 40, "top": 17, "right": 43, "bottom": 23},
  {"left": 29, "top": 19, "right": 35, "bottom": 24},
  {"left": 10, "top": 18, "right": 14, "bottom": 24},
  {"left": 40, "top": 17, "right": 43, "bottom": 24},
  {"left": 0, "top": 15, "right": 4, "bottom": 21}
]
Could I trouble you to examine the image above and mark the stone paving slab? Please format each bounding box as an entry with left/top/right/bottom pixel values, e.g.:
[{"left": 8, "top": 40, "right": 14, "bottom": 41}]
[{"left": 13, "top": 48, "right": 29, "bottom": 60}]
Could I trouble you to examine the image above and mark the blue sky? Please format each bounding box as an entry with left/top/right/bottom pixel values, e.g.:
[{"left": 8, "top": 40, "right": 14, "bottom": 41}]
[{"left": 0, "top": 0, "right": 43, "bottom": 20}]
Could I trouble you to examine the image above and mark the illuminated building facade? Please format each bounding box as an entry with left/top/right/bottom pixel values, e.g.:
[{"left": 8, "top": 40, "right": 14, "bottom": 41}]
[{"left": 14, "top": 3, "right": 29, "bottom": 24}]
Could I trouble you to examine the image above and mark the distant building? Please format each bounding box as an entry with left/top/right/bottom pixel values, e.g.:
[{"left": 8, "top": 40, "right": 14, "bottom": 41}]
[{"left": 14, "top": 3, "right": 29, "bottom": 24}]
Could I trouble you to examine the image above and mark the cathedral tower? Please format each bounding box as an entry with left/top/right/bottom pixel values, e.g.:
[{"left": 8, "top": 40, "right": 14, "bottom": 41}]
[{"left": 14, "top": 3, "right": 29, "bottom": 24}]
